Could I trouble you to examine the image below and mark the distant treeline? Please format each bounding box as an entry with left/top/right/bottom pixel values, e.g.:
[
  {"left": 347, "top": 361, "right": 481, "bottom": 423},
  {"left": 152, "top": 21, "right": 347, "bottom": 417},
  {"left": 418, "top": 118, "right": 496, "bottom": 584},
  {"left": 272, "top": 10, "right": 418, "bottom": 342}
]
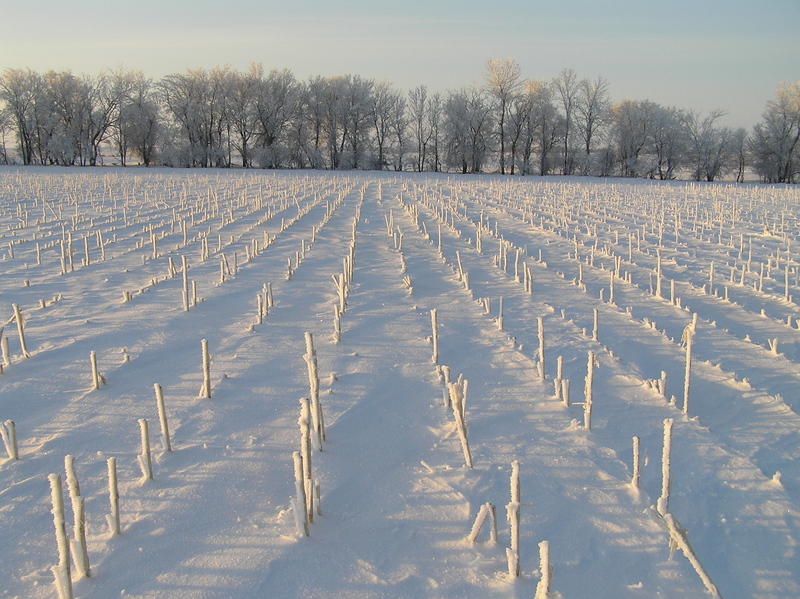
[{"left": 0, "top": 60, "right": 797, "bottom": 182}]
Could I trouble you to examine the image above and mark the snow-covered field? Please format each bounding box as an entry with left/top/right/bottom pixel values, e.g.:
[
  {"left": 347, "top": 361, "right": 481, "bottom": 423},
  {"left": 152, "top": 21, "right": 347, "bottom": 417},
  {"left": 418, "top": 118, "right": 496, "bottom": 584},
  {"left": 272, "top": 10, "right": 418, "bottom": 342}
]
[{"left": 1, "top": 167, "right": 799, "bottom": 599}]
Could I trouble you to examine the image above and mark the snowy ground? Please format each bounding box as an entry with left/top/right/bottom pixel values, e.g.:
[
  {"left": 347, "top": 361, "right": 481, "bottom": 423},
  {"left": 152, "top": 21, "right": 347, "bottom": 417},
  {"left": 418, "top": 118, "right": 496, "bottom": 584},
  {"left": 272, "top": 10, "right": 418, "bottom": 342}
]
[{"left": 1, "top": 167, "right": 799, "bottom": 598}]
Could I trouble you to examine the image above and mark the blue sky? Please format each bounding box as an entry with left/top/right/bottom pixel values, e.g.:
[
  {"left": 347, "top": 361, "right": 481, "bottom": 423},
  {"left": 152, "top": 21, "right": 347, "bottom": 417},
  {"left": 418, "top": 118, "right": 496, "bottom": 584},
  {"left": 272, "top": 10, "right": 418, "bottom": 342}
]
[{"left": 1, "top": 0, "right": 798, "bottom": 128}]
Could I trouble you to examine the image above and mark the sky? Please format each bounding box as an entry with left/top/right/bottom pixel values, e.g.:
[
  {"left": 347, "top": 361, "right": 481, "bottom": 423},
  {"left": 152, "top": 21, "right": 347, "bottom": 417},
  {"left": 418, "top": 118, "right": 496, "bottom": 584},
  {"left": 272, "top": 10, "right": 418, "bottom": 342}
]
[{"left": 1, "top": 0, "right": 798, "bottom": 129}]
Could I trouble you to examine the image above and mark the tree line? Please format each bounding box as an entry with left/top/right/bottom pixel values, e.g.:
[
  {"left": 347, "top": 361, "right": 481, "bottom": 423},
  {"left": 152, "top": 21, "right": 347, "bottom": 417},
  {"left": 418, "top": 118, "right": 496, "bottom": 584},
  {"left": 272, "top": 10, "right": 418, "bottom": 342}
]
[{"left": 0, "top": 59, "right": 798, "bottom": 182}]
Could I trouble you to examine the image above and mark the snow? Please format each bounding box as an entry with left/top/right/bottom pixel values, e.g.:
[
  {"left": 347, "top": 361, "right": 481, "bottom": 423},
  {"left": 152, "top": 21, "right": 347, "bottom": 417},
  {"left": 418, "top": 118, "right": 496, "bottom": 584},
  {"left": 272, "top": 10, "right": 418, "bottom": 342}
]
[{"left": 1, "top": 167, "right": 799, "bottom": 598}]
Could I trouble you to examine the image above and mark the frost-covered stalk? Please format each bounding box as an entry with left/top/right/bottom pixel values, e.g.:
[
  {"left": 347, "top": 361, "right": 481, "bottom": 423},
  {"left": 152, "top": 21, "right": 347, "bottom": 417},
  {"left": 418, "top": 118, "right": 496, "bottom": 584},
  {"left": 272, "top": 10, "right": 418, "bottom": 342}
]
[
  {"left": 304, "top": 332, "right": 325, "bottom": 446},
  {"left": 298, "top": 398, "right": 315, "bottom": 520},
  {"left": 632, "top": 436, "right": 641, "bottom": 488},
  {"left": 191, "top": 281, "right": 198, "bottom": 307},
  {"left": 262, "top": 283, "right": 271, "bottom": 313},
  {"left": 663, "top": 514, "right": 721, "bottom": 598},
  {"left": 469, "top": 503, "right": 490, "bottom": 542},
  {"left": 656, "top": 250, "right": 663, "bottom": 298},
  {"left": 561, "top": 379, "right": 571, "bottom": 407},
  {"left": 785, "top": 260, "right": 790, "bottom": 301},
  {"left": 448, "top": 380, "right": 472, "bottom": 468},
  {"left": 497, "top": 297, "right": 504, "bottom": 331},
  {"left": 505, "top": 460, "right": 521, "bottom": 577},
  {"left": 440, "top": 365, "right": 451, "bottom": 407},
  {"left": 333, "top": 306, "right": 341, "bottom": 343},
  {"left": 431, "top": 309, "right": 439, "bottom": 365},
  {"left": 510, "top": 460, "right": 520, "bottom": 503},
  {"left": 333, "top": 274, "right": 347, "bottom": 314},
  {"left": 200, "top": 339, "right": 211, "bottom": 399},
  {"left": 584, "top": 351, "right": 596, "bottom": 429},
  {"left": 456, "top": 250, "right": 465, "bottom": 282},
  {"left": 138, "top": 419, "right": 153, "bottom": 480},
  {"left": 107, "top": 457, "right": 120, "bottom": 535},
  {"left": 506, "top": 503, "right": 521, "bottom": 578},
  {"left": 181, "top": 256, "right": 189, "bottom": 311},
  {"left": 468, "top": 502, "right": 498, "bottom": 544},
  {"left": 709, "top": 260, "right": 714, "bottom": 288},
  {"left": 48, "top": 473, "right": 73, "bottom": 599},
  {"left": 60, "top": 240, "right": 67, "bottom": 274},
  {"left": 286, "top": 258, "right": 294, "bottom": 281},
  {"left": 537, "top": 317, "right": 545, "bottom": 379},
  {"left": 524, "top": 263, "right": 532, "bottom": 294},
  {"left": 768, "top": 338, "right": 779, "bottom": 355},
  {"left": 12, "top": 304, "right": 29, "bottom": 358},
  {"left": 67, "top": 233, "right": 74, "bottom": 272},
  {"left": 65, "top": 456, "right": 90, "bottom": 578},
  {"left": 256, "top": 294, "right": 264, "bottom": 325},
  {"left": 90, "top": 351, "right": 101, "bottom": 390},
  {"left": 154, "top": 383, "right": 172, "bottom": 452},
  {"left": 534, "top": 540, "right": 552, "bottom": 599},
  {"left": 1, "top": 420, "right": 18, "bottom": 459},
  {"left": 657, "top": 418, "right": 674, "bottom": 516},
  {"left": 554, "top": 355, "right": 563, "bottom": 398},
  {"left": 0, "top": 336, "right": 7, "bottom": 370},
  {"left": 609, "top": 271, "right": 615, "bottom": 304},
  {"left": 292, "top": 451, "right": 309, "bottom": 536},
  {"left": 592, "top": 308, "right": 599, "bottom": 342},
  {"left": 64, "top": 454, "right": 80, "bottom": 495},
  {"left": 681, "top": 313, "right": 697, "bottom": 414}
]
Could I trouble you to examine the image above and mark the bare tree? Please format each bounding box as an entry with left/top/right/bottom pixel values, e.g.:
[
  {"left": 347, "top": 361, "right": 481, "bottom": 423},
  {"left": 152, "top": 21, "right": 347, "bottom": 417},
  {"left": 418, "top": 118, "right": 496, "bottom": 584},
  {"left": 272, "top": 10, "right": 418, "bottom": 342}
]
[
  {"left": 299, "top": 76, "right": 328, "bottom": 168},
  {"left": 409, "top": 85, "right": 431, "bottom": 172},
  {"left": 210, "top": 66, "right": 236, "bottom": 168},
  {"left": 390, "top": 91, "right": 408, "bottom": 171},
  {"left": 648, "top": 104, "right": 685, "bottom": 180},
  {"left": 427, "top": 92, "right": 443, "bottom": 172},
  {"left": 0, "top": 108, "right": 10, "bottom": 163},
  {"left": 750, "top": 82, "right": 800, "bottom": 183},
  {"left": 228, "top": 64, "right": 261, "bottom": 168},
  {"left": 371, "top": 81, "right": 396, "bottom": 169},
  {"left": 321, "top": 76, "right": 345, "bottom": 169},
  {"left": 518, "top": 80, "right": 561, "bottom": 176},
  {"left": 484, "top": 58, "right": 522, "bottom": 174},
  {"left": 120, "top": 73, "right": 160, "bottom": 166},
  {"left": 254, "top": 68, "right": 298, "bottom": 168},
  {"left": 342, "top": 74, "right": 374, "bottom": 169},
  {"left": 731, "top": 127, "right": 748, "bottom": 183},
  {"left": 0, "top": 68, "right": 41, "bottom": 164},
  {"left": 444, "top": 85, "right": 492, "bottom": 173},
  {"left": 159, "top": 69, "right": 214, "bottom": 166},
  {"left": 105, "top": 67, "right": 138, "bottom": 165},
  {"left": 576, "top": 76, "right": 610, "bottom": 174},
  {"left": 553, "top": 68, "right": 580, "bottom": 174},
  {"left": 507, "top": 86, "right": 532, "bottom": 175},
  {"left": 610, "top": 99, "right": 655, "bottom": 178},
  {"left": 684, "top": 109, "right": 735, "bottom": 181},
  {"left": 82, "top": 71, "right": 129, "bottom": 166}
]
